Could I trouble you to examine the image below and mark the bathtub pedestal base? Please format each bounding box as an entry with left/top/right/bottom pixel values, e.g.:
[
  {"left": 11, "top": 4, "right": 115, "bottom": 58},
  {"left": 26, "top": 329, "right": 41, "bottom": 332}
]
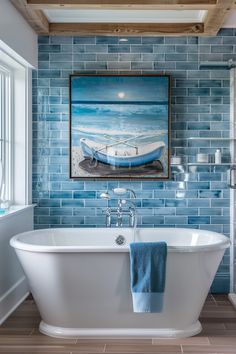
[{"left": 39, "top": 320, "right": 202, "bottom": 339}]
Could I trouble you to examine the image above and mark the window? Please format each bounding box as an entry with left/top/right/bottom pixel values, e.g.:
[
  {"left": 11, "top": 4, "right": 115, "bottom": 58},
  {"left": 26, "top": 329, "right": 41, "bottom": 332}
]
[
  {"left": 0, "top": 64, "right": 13, "bottom": 206},
  {"left": 0, "top": 45, "right": 32, "bottom": 209}
]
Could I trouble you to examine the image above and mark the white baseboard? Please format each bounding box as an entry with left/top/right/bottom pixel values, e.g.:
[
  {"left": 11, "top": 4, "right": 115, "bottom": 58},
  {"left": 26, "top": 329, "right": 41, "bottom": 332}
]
[
  {"left": 228, "top": 293, "right": 236, "bottom": 310},
  {"left": 0, "top": 276, "right": 29, "bottom": 325}
]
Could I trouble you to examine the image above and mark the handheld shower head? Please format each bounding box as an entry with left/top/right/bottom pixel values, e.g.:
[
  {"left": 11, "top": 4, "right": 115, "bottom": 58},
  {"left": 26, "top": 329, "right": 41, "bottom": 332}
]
[
  {"left": 112, "top": 188, "right": 127, "bottom": 195},
  {"left": 113, "top": 188, "right": 136, "bottom": 198}
]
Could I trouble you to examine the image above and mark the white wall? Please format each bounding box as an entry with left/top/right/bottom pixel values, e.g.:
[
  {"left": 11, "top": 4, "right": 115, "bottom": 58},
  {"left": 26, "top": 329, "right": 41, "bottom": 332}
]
[
  {"left": 223, "top": 10, "right": 236, "bottom": 28},
  {"left": 0, "top": 0, "right": 37, "bottom": 68},
  {"left": 0, "top": 0, "right": 36, "bottom": 324},
  {"left": 0, "top": 207, "right": 34, "bottom": 324}
]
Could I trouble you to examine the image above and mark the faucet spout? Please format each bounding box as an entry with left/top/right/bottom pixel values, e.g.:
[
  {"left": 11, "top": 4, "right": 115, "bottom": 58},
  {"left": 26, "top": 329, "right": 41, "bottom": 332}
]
[{"left": 105, "top": 207, "right": 111, "bottom": 227}]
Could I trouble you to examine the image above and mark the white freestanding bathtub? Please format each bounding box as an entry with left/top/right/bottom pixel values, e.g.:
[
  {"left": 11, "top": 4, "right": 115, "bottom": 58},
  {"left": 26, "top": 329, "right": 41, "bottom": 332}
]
[{"left": 10, "top": 227, "right": 229, "bottom": 339}]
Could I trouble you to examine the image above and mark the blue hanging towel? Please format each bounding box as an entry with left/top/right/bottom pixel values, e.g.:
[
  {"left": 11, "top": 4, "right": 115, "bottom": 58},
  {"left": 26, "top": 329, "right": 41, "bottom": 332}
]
[{"left": 129, "top": 242, "right": 167, "bottom": 313}]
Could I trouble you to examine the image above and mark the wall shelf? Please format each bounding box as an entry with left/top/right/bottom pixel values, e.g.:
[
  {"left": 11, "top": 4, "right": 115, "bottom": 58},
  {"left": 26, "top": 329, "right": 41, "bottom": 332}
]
[
  {"left": 188, "top": 138, "right": 232, "bottom": 141},
  {"left": 173, "top": 137, "right": 232, "bottom": 141},
  {"left": 171, "top": 163, "right": 231, "bottom": 167}
]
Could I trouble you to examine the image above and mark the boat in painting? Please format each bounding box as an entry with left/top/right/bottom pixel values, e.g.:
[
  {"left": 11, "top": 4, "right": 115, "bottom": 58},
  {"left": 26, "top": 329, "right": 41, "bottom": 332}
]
[{"left": 80, "top": 137, "right": 165, "bottom": 167}]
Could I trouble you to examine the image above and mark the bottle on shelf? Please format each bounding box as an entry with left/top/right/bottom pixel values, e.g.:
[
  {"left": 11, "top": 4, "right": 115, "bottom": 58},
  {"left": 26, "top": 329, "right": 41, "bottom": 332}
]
[{"left": 214, "top": 149, "right": 222, "bottom": 164}]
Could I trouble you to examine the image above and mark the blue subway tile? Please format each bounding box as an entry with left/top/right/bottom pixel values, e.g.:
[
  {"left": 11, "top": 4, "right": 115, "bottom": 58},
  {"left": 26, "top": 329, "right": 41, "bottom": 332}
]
[
  {"left": 153, "top": 45, "right": 175, "bottom": 53},
  {"left": 38, "top": 70, "right": 61, "bottom": 78},
  {"left": 165, "top": 216, "right": 187, "bottom": 224},
  {"left": 32, "top": 34, "right": 231, "bottom": 292},
  {"left": 50, "top": 191, "right": 72, "bottom": 199},
  {"left": 74, "top": 191, "right": 96, "bottom": 199},
  {"left": 108, "top": 62, "right": 131, "bottom": 70},
  {"left": 85, "top": 62, "right": 107, "bottom": 69},
  {"left": 154, "top": 208, "right": 175, "bottom": 216},
  {"left": 38, "top": 216, "right": 61, "bottom": 224},
  {"left": 188, "top": 199, "right": 210, "bottom": 207},
  {"left": 165, "top": 199, "right": 187, "bottom": 207},
  {"left": 73, "top": 45, "right": 86, "bottom": 53},
  {"left": 61, "top": 200, "right": 84, "bottom": 207},
  {"left": 142, "top": 216, "right": 164, "bottom": 225},
  {"left": 211, "top": 45, "right": 233, "bottom": 53},
  {"left": 154, "top": 62, "right": 175, "bottom": 70},
  {"left": 50, "top": 207, "right": 72, "bottom": 216},
  {"left": 165, "top": 37, "right": 187, "bottom": 44},
  {"left": 211, "top": 216, "right": 230, "bottom": 225},
  {"left": 176, "top": 208, "right": 198, "bottom": 215},
  {"left": 38, "top": 36, "right": 49, "bottom": 44},
  {"left": 73, "top": 208, "right": 96, "bottom": 216},
  {"left": 165, "top": 53, "right": 187, "bottom": 61},
  {"left": 108, "top": 45, "right": 130, "bottom": 53},
  {"left": 211, "top": 198, "right": 229, "bottom": 208},
  {"left": 120, "top": 37, "right": 141, "bottom": 44},
  {"left": 96, "top": 36, "right": 118, "bottom": 44},
  {"left": 188, "top": 216, "right": 210, "bottom": 224},
  {"left": 86, "top": 44, "right": 108, "bottom": 53},
  {"left": 142, "top": 37, "right": 164, "bottom": 44},
  {"left": 50, "top": 53, "right": 72, "bottom": 62},
  {"left": 39, "top": 45, "right": 61, "bottom": 52},
  {"left": 73, "top": 36, "right": 95, "bottom": 44},
  {"left": 131, "top": 45, "right": 153, "bottom": 53},
  {"left": 200, "top": 208, "right": 222, "bottom": 216},
  {"left": 61, "top": 216, "right": 84, "bottom": 224},
  {"left": 51, "top": 36, "right": 72, "bottom": 44},
  {"left": 142, "top": 199, "right": 164, "bottom": 207},
  {"left": 73, "top": 53, "right": 96, "bottom": 61}
]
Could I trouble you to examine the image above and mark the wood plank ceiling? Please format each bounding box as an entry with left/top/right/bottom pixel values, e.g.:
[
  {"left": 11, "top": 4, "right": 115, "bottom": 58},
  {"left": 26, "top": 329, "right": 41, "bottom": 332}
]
[{"left": 10, "top": 0, "right": 236, "bottom": 36}]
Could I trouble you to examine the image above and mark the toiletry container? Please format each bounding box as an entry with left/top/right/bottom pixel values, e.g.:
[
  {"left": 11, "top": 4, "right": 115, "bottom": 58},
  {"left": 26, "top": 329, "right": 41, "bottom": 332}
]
[
  {"left": 215, "top": 149, "right": 221, "bottom": 164},
  {"left": 196, "top": 153, "right": 208, "bottom": 163},
  {"left": 171, "top": 156, "right": 182, "bottom": 165}
]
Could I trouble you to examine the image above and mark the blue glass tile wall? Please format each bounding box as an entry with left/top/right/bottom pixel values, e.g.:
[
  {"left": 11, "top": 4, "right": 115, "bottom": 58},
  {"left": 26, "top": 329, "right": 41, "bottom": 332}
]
[{"left": 33, "top": 29, "right": 234, "bottom": 293}]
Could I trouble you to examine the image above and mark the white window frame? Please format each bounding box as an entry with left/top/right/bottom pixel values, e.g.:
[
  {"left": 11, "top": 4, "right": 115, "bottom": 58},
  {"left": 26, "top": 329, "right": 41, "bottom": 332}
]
[
  {"left": 0, "top": 63, "right": 13, "bottom": 204},
  {"left": 0, "top": 46, "right": 32, "bottom": 208}
]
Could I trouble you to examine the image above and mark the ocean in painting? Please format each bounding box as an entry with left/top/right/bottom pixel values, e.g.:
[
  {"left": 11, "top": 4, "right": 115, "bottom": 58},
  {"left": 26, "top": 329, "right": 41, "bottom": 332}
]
[{"left": 70, "top": 75, "right": 170, "bottom": 178}]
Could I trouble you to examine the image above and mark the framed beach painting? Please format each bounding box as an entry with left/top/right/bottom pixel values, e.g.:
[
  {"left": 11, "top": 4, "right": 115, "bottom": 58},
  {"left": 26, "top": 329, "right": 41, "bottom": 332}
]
[{"left": 69, "top": 74, "right": 171, "bottom": 179}]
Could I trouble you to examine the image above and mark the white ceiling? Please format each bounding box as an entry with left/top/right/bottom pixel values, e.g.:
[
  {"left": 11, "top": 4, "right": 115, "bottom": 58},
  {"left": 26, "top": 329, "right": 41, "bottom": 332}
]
[{"left": 44, "top": 9, "right": 207, "bottom": 24}]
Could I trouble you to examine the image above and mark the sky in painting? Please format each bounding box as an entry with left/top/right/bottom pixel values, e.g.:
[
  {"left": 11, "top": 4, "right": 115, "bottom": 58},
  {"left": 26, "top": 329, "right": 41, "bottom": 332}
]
[{"left": 71, "top": 75, "right": 169, "bottom": 103}]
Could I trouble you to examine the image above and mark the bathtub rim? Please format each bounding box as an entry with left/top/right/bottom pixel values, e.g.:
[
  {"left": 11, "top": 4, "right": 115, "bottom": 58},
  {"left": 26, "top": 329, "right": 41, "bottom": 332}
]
[{"left": 10, "top": 227, "right": 230, "bottom": 253}]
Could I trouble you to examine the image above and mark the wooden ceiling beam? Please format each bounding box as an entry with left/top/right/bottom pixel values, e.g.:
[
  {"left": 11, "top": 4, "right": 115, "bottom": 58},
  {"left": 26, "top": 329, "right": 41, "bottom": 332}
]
[
  {"left": 27, "top": 0, "right": 216, "bottom": 10},
  {"left": 49, "top": 22, "right": 204, "bottom": 36},
  {"left": 10, "top": 0, "right": 49, "bottom": 34},
  {"left": 204, "top": 0, "right": 235, "bottom": 35},
  {"left": 11, "top": 0, "right": 235, "bottom": 36}
]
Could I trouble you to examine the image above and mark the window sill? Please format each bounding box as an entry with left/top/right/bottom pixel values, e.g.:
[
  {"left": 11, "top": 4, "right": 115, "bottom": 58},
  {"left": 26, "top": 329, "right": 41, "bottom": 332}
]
[{"left": 0, "top": 204, "right": 35, "bottom": 222}]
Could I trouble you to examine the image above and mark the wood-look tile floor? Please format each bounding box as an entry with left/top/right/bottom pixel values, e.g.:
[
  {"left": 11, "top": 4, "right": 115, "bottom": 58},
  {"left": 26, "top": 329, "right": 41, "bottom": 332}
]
[{"left": 1, "top": 295, "right": 236, "bottom": 353}]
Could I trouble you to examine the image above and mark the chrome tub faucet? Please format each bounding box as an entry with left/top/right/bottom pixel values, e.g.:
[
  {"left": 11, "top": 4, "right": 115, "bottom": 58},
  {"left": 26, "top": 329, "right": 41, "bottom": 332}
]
[{"left": 100, "top": 188, "right": 137, "bottom": 228}]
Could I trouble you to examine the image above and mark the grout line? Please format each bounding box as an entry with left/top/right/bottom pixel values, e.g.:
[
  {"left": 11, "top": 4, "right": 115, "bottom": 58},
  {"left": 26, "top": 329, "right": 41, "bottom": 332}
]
[
  {"left": 103, "top": 343, "right": 107, "bottom": 353},
  {"left": 180, "top": 344, "right": 184, "bottom": 353}
]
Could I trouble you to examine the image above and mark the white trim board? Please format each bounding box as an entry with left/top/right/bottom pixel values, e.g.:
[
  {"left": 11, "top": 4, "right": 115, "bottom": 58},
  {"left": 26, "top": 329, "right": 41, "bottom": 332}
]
[
  {"left": 0, "top": 276, "right": 29, "bottom": 325},
  {"left": 228, "top": 293, "right": 236, "bottom": 310}
]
